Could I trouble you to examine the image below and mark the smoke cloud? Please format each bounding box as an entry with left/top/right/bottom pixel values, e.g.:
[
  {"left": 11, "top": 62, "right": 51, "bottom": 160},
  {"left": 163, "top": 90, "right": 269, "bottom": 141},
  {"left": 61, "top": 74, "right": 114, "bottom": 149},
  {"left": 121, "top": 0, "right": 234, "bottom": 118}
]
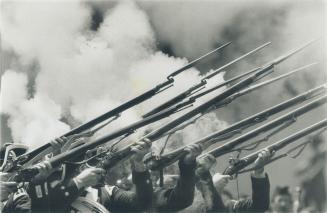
[
  {"left": 0, "top": 70, "right": 70, "bottom": 147},
  {"left": 140, "top": 0, "right": 326, "bottom": 118},
  {"left": 1, "top": 0, "right": 227, "bottom": 149}
]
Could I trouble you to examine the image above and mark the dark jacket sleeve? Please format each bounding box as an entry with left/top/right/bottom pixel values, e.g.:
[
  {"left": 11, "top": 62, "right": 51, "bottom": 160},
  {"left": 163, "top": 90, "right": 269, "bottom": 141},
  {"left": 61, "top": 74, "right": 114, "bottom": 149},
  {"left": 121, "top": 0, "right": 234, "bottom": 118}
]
[
  {"left": 154, "top": 160, "right": 196, "bottom": 212},
  {"left": 50, "top": 179, "right": 81, "bottom": 211},
  {"left": 196, "top": 170, "right": 226, "bottom": 212},
  {"left": 102, "top": 170, "right": 153, "bottom": 212},
  {"left": 232, "top": 173, "right": 270, "bottom": 213}
]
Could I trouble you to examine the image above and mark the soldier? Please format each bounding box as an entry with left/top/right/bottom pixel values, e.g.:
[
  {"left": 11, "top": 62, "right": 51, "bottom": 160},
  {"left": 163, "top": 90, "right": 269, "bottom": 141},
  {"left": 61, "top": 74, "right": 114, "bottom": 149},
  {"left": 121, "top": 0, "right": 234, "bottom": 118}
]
[
  {"left": 153, "top": 144, "right": 202, "bottom": 212},
  {"left": 28, "top": 138, "right": 153, "bottom": 213},
  {"left": 26, "top": 137, "right": 85, "bottom": 212},
  {"left": 0, "top": 143, "right": 31, "bottom": 212},
  {"left": 295, "top": 135, "right": 326, "bottom": 212},
  {"left": 270, "top": 186, "right": 293, "bottom": 213},
  {"left": 75, "top": 140, "right": 153, "bottom": 213},
  {"left": 0, "top": 143, "right": 29, "bottom": 172},
  {"left": 1, "top": 186, "right": 31, "bottom": 213},
  {"left": 196, "top": 149, "right": 272, "bottom": 212}
]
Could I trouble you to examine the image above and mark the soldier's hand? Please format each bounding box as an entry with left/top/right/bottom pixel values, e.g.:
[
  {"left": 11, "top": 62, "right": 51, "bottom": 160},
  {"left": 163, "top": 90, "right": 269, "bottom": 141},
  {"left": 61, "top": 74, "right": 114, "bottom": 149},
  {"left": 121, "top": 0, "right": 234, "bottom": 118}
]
[
  {"left": 212, "top": 173, "right": 231, "bottom": 192},
  {"left": 252, "top": 148, "right": 273, "bottom": 177},
  {"left": 0, "top": 180, "right": 17, "bottom": 202},
  {"left": 196, "top": 154, "right": 216, "bottom": 178},
  {"left": 50, "top": 136, "right": 68, "bottom": 155},
  {"left": 183, "top": 144, "right": 202, "bottom": 165},
  {"left": 130, "top": 139, "right": 151, "bottom": 172},
  {"left": 197, "top": 154, "right": 216, "bottom": 171},
  {"left": 131, "top": 139, "right": 151, "bottom": 162},
  {"left": 33, "top": 162, "right": 54, "bottom": 183},
  {"left": 74, "top": 168, "right": 105, "bottom": 189}
]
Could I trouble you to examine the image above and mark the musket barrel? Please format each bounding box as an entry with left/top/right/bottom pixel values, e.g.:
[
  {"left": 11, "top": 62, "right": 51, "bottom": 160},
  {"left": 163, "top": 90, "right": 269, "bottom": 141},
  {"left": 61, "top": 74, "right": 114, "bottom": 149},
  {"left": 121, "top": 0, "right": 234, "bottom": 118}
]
[
  {"left": 143, "top": 39, "right": 316, "bottom": 119},
  {"left": 226, "top": 63, "right": 317, "bottom": 101},
  {"left": 193, "top": 63, "right": 317, "bottom": 105},
  {"left": 19, "top": 58, "right": 275, "bottom": 178},
  {"left": 205, "top": 95, "right": 327, "bottom": 158},
  {"left": 17, "top": 42, "right": 230, "bottom": 167},
  {"left": 17, "top": 39, "right": 318, "bottom": 180},
  {"left": 168, "top": 42, "right": 231, "bottom": 78},
  {"left": 203, "top": 42, "right": 271, "bottom": 80},
  {"left": 242, "top": 63, "right": 317, "bottom": 93},
  {"left": 45, "top": 104, "right": 185, "bottom": 168},
  {"left": 191, "top": 67, "right": 261, "bottom": 100},
  {"left": 224, "top": 118, "right": 327, "bottom": 176},
  {"left": 145, "top": 39, "right": 317, "bottom": 142},
  {"left": 143, "top": 42, "right": 270, "bottom": 118},
  {"left": 144, "top": 65, "right": 275, "bottom": 142},
  {"left": 144, "top": 84, "right": 327, "bottom": 170},
  {"left": 272, "top": 39, "right": 318, "bottom": 65}
]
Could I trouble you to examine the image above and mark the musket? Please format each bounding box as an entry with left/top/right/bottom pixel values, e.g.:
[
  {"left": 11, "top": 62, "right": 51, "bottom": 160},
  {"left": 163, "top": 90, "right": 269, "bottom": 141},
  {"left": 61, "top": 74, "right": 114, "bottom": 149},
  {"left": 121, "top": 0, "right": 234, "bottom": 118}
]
[
  {"left": 14, "top": 52, "right": 276, "bottom": 180},
  {"left": 14, "top": 43, "right": 231, "bottom": 168},
  {"left": 60, "top": 63, "right": 316, "bottom": 172},
  {"left": 193, "top": 63, "right": 317, "bottom": 103},
  {"left": 145, "top": 62, "right": 317, "bottom": 143},
  {"left": 74, "top": 41, "right": 317, "bottom": 171},
  {"left": 200, "top": 95, "right": 327, "bottom": 160},
  {"left": 142, "top": 42, "right": 270, "bottom": 118},
  {"left": 219, "top": 63, "right": 319, "bottom": 107},
  {"left": 140, "top": 39, "right": 316, "bottom": 139},
  {"left": 15, "top": 39, "right": 316, "bottom": 181},
  {"left": 223, "top": 119, "right": 327, "bottom": 176},
  {"left": 144, "top": 83, "right": 327, "bottom": 170},
  {"left": 176, "top": 62, "right": 317, "bottom": 115},
  {"left": 144, "top": 38, "right": 317, "bottom": 118}
]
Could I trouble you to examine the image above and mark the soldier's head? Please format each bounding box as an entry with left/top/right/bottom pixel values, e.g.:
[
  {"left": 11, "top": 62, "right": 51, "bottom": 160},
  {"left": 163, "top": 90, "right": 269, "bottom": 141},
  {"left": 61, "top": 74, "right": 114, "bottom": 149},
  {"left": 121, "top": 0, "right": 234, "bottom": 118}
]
[
  {"left": 309, "top": 134, "right": 324, "bottom": 151},
  {"left": 271, "top": 186, "right": 293, "bottom": 213},
  {"left": 0, "top": 143, "right": 28, "bottom": 172}
]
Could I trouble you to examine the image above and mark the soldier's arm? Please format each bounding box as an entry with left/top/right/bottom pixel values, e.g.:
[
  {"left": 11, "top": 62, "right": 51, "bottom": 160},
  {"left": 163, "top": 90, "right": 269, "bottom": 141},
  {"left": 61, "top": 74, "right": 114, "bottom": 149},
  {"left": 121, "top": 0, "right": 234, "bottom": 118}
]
[
  {"left": 196, "top": 170, "right": 226, "bottom": 212},
  {"left": 101, "top": 141, "right": 153, "bottom": 212},
  {"left": 154, "top": 159, "right": 197, "bottom": 212},
  {"left": 232, "top": 149, "right": 271, "bottom": 212},
  {"left": 231, "top": 173, "right": 270, "bottom": 212},
  {"left": 102, "top": 170, "right": 152, "bottom": 212},
  {"left": 155, "top": 144, "right": 202, "bottom": 212},
  {"left": 4, "top": 188, "right": 32, "bottom": 213}
]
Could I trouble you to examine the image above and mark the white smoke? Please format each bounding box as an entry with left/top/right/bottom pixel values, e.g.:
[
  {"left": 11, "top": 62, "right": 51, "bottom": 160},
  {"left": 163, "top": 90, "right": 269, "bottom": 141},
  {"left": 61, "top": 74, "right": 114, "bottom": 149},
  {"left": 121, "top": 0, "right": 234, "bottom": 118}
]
[
  {"left": 1, "top": 0, "right": 227, "bottom": 148},
  {"left": 0, "top": 71, "right": 27, "bottom": 116},
  {"left": 1, "top": 1, "right": 90, "bottom": 64},
  {"left": 1, "top": 71, "right": 70, "bottom": 147}
]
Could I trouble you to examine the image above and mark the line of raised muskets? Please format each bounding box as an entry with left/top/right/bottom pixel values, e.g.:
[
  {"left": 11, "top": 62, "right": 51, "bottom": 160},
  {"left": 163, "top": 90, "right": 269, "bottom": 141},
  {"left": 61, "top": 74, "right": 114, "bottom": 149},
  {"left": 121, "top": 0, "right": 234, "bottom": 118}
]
[{"left": 6, "top": 38, "right": 327, "bottom": 183}]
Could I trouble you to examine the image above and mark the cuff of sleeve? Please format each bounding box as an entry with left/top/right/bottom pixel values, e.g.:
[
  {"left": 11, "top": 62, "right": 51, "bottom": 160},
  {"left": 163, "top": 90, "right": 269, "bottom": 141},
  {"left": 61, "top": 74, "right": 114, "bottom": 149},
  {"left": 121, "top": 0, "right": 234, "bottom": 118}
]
[
  {"left": 73, "top": 178, "right": 83, "bottom": 190},
  {"left": 251, "top": 173, "right": 269, "bottom": 189},
  {"left": 66, "top": 179, "right": 80, "bottom": 194},
  {"left": 196, "top": 169, "right": 212, "bottom": 182},
  {"left": 179, "top": 160, "right": 196, "bottom": 176},
  {"left": 132, "top": 170, "right": 151, "bottom": 184}
]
